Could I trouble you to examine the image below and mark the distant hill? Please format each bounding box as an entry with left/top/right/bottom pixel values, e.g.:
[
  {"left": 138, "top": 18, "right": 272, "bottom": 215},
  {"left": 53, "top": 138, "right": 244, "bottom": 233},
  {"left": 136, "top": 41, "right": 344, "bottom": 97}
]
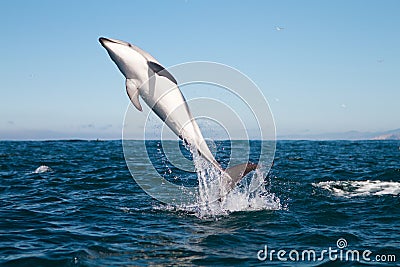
[{"left": 278, "top": 128, "right": 400, "bottom": 140}]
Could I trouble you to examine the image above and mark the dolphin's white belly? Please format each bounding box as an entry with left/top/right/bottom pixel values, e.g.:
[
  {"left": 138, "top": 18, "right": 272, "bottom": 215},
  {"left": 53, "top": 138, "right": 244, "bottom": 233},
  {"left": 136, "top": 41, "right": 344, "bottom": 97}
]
[
  {"left": 140, "top": 76, "right": 194, "bottom": 136},
  {"left": 140, "top": 76, "right": 219, "bottom": 168},
  {"left": 123, "top": 55, "right": 148, "bottom": 81}
]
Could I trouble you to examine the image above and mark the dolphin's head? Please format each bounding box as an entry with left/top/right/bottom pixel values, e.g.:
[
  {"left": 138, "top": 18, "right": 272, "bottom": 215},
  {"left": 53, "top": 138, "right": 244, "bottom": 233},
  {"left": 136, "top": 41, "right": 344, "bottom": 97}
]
[
  {"left": 99, "top": 37, "right": 144, "bottom": 78},
  {"left": 99, "top": 37, "right": 130, "bottom": 46}
]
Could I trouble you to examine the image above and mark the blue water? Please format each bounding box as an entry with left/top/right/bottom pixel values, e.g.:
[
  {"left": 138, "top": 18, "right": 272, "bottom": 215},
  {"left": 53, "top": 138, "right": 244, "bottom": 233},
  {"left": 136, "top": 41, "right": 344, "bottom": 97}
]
[{"left": 0, "top": 140, "right": 399, "bottom": 266}]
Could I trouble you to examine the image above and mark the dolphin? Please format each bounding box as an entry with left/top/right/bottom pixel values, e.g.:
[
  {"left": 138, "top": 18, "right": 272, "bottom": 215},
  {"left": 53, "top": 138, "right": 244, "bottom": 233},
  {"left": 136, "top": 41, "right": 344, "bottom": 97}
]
[{"left": 99, "top": 37, "right": 257, "bottom": 195}]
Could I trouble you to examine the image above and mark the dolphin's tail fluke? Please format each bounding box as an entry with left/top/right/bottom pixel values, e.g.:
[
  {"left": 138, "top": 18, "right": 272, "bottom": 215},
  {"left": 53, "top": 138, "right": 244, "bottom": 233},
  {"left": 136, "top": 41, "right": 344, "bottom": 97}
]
[{"left": 223, "top": 162, "right": 258, "bottom": 192}]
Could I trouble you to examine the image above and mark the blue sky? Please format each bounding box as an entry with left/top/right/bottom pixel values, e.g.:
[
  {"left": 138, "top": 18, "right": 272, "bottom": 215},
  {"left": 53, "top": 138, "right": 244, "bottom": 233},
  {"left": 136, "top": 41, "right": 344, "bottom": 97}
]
[{"left": 0, "top": 0, "right": 399, "bottom": 139}]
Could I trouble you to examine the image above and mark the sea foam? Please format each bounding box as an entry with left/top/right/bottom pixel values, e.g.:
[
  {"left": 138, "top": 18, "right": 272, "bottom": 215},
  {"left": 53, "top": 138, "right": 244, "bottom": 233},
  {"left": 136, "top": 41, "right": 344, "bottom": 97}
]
[{"left": 313, "top": 180, "right": 400, "bottom": 197}]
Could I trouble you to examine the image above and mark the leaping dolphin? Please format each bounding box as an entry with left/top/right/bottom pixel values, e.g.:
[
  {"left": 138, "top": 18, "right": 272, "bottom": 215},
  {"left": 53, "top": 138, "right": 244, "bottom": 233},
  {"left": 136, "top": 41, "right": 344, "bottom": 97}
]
[{"left": 99, "top": 37, "right": 256, "bottom": 196}]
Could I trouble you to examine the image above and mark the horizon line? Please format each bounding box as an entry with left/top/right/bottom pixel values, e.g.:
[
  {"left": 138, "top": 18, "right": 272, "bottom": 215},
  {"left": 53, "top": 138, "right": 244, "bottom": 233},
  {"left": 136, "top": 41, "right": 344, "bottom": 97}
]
[{"left": 0, "top": 138, "right": 397, "bottom": 142}]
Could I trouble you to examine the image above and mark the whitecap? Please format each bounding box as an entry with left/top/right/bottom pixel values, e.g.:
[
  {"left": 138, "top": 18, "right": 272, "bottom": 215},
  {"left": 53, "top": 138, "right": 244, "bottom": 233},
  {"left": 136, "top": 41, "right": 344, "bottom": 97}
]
[{"left": 313, "top": 180, "right": 400, "bottom": 197}]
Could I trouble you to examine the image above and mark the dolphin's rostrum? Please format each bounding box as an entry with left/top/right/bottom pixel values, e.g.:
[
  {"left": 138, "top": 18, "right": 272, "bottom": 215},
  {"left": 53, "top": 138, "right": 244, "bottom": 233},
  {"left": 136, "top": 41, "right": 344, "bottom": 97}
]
[{"left": 99, "top": 37, "right": 257, "bottom": 198}]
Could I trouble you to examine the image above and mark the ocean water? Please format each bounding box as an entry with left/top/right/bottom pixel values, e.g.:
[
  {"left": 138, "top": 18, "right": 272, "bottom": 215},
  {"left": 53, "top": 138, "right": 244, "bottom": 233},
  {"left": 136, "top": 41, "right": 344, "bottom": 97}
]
[{"left": 0, "top": 140, "right": 399, "bottom": 266}]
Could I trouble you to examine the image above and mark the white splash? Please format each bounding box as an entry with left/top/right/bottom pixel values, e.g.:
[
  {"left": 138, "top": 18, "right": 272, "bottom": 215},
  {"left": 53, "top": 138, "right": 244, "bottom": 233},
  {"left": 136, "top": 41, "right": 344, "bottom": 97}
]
[
  {"left": 33, "top": 165, "right": 53, "bottom": 174},
  {"left": 190, "top": 146, "right": 281, "bottom": 218},
  {"left": 313, "top": 180, "right": 400, "bottom": 198}
]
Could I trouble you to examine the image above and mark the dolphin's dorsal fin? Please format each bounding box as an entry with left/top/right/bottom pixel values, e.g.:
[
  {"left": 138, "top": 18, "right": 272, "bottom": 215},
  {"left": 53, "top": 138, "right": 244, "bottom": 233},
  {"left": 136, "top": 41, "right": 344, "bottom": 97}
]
[
  {"left": 147, "top": 61, "right": 178, "bottom": 84},
  {"left": 126, "top": 79, "right": 142, "bottom": 111}
]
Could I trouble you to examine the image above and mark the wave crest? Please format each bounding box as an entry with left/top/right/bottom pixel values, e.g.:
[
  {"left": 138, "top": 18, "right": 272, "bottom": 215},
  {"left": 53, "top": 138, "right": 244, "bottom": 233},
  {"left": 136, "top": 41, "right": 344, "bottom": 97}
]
[{"left": 313, "top": 180, "right": 400, "bottom": 197}]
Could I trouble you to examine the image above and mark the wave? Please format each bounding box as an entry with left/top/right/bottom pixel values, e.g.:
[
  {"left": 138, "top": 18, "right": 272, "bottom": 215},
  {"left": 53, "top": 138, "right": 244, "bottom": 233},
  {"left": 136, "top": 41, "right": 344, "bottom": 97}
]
[{"left": 313, "top": 180, "right": 400, "bottom": 197}]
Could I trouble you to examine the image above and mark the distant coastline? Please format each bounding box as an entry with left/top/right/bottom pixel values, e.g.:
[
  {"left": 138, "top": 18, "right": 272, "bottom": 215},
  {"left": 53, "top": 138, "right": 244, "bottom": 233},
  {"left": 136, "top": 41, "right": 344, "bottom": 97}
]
[
  {"left": 278, "top": 128, "right": 400, "bottom": 141},
  {"left": 0, "top": 128, "right": 399, "bottom": 141}
]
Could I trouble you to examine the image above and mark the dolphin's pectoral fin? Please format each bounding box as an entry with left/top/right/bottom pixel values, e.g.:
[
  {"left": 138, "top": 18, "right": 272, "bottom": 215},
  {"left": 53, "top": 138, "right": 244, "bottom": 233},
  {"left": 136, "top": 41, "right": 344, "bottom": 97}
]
[
  {"left": 126, "top": 79, "right": 143, "bottom": 111},
  {"left": 147, "top": 61, "right": 178, "bottom": 84},
  {"left": 224, "top": 162, "right": 258, "bottom": 191}
]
